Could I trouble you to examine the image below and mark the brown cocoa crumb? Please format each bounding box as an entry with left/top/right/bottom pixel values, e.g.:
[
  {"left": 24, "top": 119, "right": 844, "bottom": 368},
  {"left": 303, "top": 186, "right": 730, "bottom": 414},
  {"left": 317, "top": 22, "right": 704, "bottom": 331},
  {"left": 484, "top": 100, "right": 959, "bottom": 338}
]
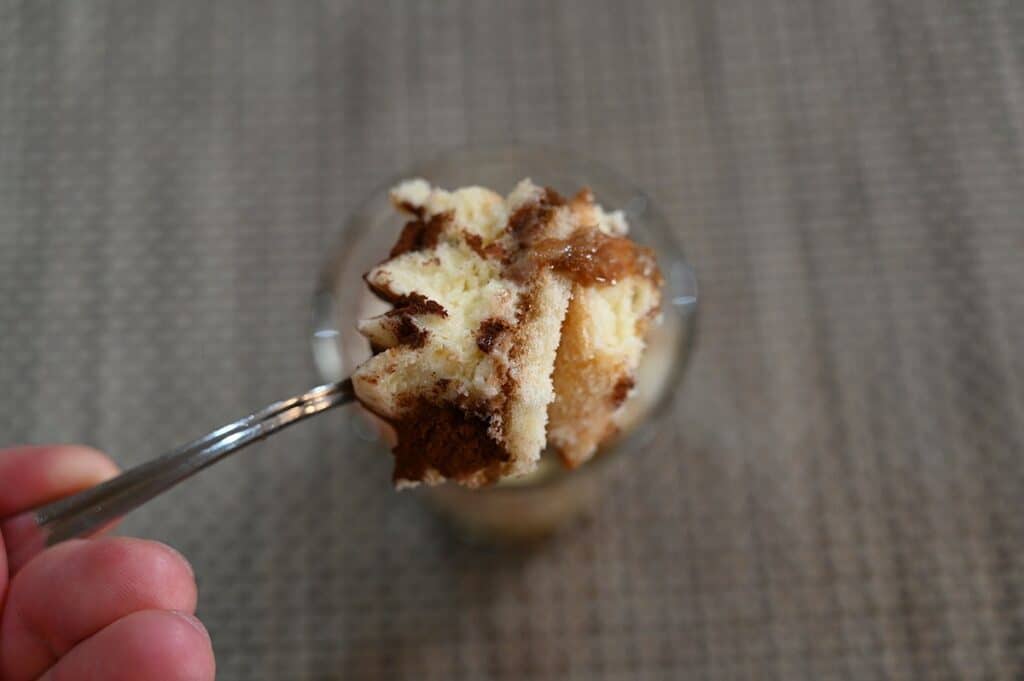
[
  {"left": 464, "top": 232, "right": 506, "bottom": 260},
  {"left": 390, "top": 220, "right": 425, "bottom": 257},
  {"left": 389, "top": 211, "right": 451, "bottom": 257},
  {"left": 484, "top": 242, "right": 507, "bottom": 259},
  {"left": 392, "top": 316, "right": 428, "bottom": 349},
  {"left": 390, "top": 291, "right": 448, "bottom": 317},
  {"left": 543, "top": 187, "right": 567, "bottom": 206},
  {"left": 507, "top": 187, "right": 565, "bottom": 245},
  {"left": 507, "top": 289, "right": 536, "bottom": 362},
  {"left": 390, "top": 401, "right": 510, "bottom": 484},
  {"left": 363, "top": 290, "right": 445, "bottom": 351},
  {"left": 507, "top": 203, "right": 546, "bottom": 244},
  {"left": 396, "top": 200, "right": 425, "bottom": 219},
  {"left": 367, "top": 285, "right": 448, "bottom": 316},
  {"left": 514, "top": 288, "right": 535, "bottom": 324},
  {"left": 610, "top": 375, "right": 635, "bottom": 407},
  {"left": 475, "top": 318, "right": 510, "bottom": 354},
  {"left": 570, "top": 187, "right": 595, "bottom": 206},
  {"left": 464, "top": 232, "right": 486, "bottom": 257},
  {"left": 364, "top": 272, "right": 393, "bottom": 303}
]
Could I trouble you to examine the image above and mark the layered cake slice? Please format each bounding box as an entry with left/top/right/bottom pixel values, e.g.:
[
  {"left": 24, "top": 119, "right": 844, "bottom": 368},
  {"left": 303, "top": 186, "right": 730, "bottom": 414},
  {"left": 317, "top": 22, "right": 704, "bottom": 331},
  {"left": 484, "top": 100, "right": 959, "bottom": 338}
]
[
  {"left": 352, "top": 178, "right": 662, "bottom": 487},
  {"left": 547, "top": 190, "right": 663, "bottom": 466}
]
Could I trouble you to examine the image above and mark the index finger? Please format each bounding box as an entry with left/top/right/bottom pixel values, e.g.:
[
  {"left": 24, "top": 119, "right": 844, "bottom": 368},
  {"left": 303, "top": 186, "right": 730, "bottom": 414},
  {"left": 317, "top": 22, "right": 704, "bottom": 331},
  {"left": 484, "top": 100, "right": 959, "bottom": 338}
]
[
  {"left": 0, "top": 446, "right": 121, "bottom": 573},
  {"left": 0, "top": 446, "right": 120, "bottom": 519}
]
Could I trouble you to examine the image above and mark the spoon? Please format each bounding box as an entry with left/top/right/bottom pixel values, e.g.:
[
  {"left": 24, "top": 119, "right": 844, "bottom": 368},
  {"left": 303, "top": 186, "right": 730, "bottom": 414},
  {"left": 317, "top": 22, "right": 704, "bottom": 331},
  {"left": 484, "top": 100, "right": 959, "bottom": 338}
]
[{"left": 28, "top": 380, "right": 355, "bottom": 548}]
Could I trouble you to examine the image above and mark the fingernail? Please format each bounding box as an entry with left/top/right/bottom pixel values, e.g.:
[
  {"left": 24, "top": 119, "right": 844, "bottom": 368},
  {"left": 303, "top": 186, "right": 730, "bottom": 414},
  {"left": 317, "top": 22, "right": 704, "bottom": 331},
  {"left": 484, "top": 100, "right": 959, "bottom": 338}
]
[{"left": 45, "top": 446, "right": 120, "bottom": 488}]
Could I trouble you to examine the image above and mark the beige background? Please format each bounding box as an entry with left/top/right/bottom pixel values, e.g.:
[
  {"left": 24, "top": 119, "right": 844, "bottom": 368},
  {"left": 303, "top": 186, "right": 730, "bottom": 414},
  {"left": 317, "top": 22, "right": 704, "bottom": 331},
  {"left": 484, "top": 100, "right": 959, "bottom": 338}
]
[{"left": 2, "top": 1, "right": 1023, "bottom": 679}]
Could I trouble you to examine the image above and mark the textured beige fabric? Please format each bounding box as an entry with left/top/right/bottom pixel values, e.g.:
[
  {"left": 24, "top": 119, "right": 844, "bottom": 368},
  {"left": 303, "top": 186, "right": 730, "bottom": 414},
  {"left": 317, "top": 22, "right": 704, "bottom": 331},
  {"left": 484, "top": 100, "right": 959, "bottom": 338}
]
[{"left": 2, "top": 2, "right": 1022, "bottom": 679}]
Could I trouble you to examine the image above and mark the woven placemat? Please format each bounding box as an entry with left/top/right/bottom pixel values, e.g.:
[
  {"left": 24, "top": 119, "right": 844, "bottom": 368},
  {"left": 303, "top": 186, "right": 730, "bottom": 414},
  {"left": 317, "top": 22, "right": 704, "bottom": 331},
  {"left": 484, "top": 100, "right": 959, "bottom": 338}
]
[{"left": 2, "top": 1, "right": 1022, "bottom": 679}]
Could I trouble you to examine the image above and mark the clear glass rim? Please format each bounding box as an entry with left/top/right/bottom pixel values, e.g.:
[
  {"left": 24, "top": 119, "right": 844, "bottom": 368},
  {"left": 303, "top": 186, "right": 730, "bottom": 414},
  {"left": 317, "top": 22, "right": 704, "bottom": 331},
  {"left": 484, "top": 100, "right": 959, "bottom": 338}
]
[{"left": 311, "top": 144, "right": 700, "bottom": 493}]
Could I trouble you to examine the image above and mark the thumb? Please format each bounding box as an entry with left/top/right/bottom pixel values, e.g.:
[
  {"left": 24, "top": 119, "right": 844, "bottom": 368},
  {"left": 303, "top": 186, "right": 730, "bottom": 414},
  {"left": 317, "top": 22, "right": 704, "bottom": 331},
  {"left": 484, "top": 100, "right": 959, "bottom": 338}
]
[{"left": 0, "top": 446, "right": 120, "bottom": 574}]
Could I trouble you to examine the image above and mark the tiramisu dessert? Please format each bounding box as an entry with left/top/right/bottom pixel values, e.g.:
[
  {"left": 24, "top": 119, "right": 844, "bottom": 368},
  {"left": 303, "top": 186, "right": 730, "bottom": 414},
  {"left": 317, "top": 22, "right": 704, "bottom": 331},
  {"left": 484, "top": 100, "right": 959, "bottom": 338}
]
[{"left": 351, "top": 178, "right": 663, "bottom": 488}]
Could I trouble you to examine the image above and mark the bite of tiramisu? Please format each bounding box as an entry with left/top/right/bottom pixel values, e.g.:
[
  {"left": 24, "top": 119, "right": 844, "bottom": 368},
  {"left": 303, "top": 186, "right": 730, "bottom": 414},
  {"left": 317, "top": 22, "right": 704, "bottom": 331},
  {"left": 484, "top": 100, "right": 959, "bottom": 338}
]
[{"left": 351, "top": 178, "right": 663, "bottom": 488}]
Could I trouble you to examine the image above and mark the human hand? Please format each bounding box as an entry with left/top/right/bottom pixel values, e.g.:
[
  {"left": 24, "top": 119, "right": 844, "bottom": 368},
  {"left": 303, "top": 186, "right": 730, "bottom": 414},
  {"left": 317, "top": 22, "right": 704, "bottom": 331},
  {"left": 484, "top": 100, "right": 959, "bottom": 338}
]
[{"left": 0, "top": 446, "right": 215, "bottom": 681}]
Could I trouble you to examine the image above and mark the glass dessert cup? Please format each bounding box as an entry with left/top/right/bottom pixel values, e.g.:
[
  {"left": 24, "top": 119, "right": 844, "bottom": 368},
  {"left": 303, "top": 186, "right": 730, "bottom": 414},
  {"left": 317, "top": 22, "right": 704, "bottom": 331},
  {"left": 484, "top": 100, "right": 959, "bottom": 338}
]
[{"left": 311, "top": 146, "right": 698, "bottom": 542}]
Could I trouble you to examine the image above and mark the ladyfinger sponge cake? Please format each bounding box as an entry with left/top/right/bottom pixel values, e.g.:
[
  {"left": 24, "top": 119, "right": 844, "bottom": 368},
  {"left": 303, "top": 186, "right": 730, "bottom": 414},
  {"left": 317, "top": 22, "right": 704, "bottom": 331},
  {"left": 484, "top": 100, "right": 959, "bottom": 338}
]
[{"left": 352, "top": 178, "right": 662, "bottom": 487}]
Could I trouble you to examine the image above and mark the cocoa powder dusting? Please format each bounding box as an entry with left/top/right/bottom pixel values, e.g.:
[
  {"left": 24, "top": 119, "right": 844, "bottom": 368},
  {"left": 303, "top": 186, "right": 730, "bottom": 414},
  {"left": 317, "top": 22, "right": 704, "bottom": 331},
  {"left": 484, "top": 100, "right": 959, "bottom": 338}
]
[
  {"left": 475, "top": 318, "right": 510, "bottom": 353},
  {"left": 390, "top": 401, "right": 510, "bottom": 484}
]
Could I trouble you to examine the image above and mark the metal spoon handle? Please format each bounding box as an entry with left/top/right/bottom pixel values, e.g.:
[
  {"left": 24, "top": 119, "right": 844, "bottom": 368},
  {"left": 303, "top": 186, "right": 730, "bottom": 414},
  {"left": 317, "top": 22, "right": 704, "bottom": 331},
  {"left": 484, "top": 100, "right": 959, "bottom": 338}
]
[{"left": 31, "top": 380, "right": 355, "bottom": 546}]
